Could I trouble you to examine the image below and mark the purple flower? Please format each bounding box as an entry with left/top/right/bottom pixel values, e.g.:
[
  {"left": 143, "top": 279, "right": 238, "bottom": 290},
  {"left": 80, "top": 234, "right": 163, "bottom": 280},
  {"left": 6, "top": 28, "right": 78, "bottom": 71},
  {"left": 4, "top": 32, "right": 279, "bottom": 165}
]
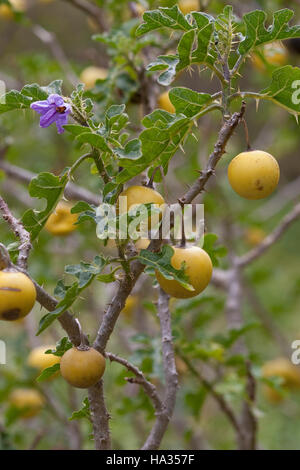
[{"left": 30, "top": 94, "right": 71, "bottom": 134}]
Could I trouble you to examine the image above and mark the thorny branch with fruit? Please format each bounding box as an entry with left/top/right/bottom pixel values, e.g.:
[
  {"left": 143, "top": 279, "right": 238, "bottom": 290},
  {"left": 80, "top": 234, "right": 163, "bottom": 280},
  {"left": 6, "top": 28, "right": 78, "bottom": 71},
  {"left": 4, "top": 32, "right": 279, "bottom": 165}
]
[{"left": 1, "top": 0, "right": 300, "bottom": 450}]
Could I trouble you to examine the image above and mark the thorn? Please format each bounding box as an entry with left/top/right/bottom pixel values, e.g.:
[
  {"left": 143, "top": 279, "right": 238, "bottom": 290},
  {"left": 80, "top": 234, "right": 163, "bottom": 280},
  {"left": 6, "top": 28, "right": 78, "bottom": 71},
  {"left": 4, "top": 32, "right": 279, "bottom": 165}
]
[
  {"left": 179, "top": 144, "right": 185, "bottom": 153},
  {"left": 294, "top": 113, "right": 299, "bottom": 124},
  {"left": 255, "top": 99, "right": 260, "bottom": 112}
]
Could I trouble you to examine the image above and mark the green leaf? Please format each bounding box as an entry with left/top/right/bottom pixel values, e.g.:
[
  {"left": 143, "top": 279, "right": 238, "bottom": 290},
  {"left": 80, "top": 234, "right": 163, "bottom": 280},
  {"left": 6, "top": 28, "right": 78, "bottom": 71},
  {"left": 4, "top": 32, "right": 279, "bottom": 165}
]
[
  {"left": 0, "top": 90, "right": 32, "bottom": 114},
  {"left": 69, "top": 398, "right": 90, "bottom": 421},
  {"left": 202, "top": 233, "right": 227, "bottom": 266},
  {"left": 138, "top": 244, "right": 194, "bottom": 291},
  {"left": 71, "top": 201, "right": 95, "bottom": 214},
  {"left": 36, "top": 363, "right": 60, "bottom": 382},
  {"left": 169, "top": 87, "right": 213, "bottom": 117},
  {"left": 63, "top": 124, "right": 91, "bottom": 136},
  {"left": 37, "top": 282, "right": 80, "bottom": 335},
  {"left": 46, "top": 337, "right": 73, "bottom": 357},
  {"left": 22, "top": 84, "right": 48, "bottom": 101},
  {"left": 37, "top": 256, "right": 106, "bottom": 334},
  {"left": 185, "top": 388, "right": 207, "bottom": 417},
  {"left": 114, "top": 139, "right": 142, "bottom": 161},
  {"left": 191, "top": 12, "right": 216, "bottom": 66},
  {"left": 76, "top": 132, "right": 111, "bottom": 153},
  {"left": 65, "top": 257, "right": 106, "bottom": 287},
  {"left": 117, "top": 113, "right": 190, "bottom": 182},
  {"left": 22, "top": 172, "right": 68, "bottom": 241},
  {"left": 214, "top": 323, "right": 259, "bottom": 349},
  {"left": 0, "top": 81, "right": 61, "bottom": 115},
  {"left": 136, "top": 5, "right": 192, "bottom": 36},
  {"left": 260, "top": 66, "right": 300, "bottom": 115},
  {"left": 239, "top": 9, "right": 300, "bottom": 56},
  {"left": 96, "top": 272, "right": 117, "bottom": 283},
  {"left": 147, "top": 55, "right": 179, "bottom": 87},
  {"left": 43, "top": 79, "right": 63, "bottom": 95}
]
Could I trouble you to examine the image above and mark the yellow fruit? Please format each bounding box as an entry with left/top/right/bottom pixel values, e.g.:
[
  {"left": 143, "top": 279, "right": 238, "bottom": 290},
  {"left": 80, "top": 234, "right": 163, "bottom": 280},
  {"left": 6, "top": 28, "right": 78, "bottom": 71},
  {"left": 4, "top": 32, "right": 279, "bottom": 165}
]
[
  {"left": 0, "top": 270, "right": 36, "bottom": 321},
  {"left": 9, "top": 388, "right": 44, "bottom": 418},
  {"left": 45, "top": 201, "right": 78, "bottom": 236},
  {"left": 175, "top": 356, "right": 188, "bottom": 376},
  {"left": 178, "top": 0, "right": 199, "bottom": 15},
  {"left": 245, "top": 228, "right": 266, "bottom": 246},
  {"left": 118, "top": 185, "right": 165, "bottom": 226},
  {"left": 122, "top": 295, "right": 138, "bottom": 318},
  {"left": 262, "top": 357, "right": 300, "bottom": 403},
  {"left": 135, "top": 238, "right": 150, "bottom": 251},
  {"left": 228, "top": 150, "right": 280, "bottom": 200},
  {"left": 27, "top": 345, "right": 60, "bottom": 372},
  {"left": 178, "top": 0, "right": 199, "bottom": 14},
  {"left": 252, "top": 42, "right": 287, "bottom": 71},
  {"left": 0, "top": 0, "right": 26, "bottom": 19},
  {"left": 158, "top": 91, "right": 175, "bottom": 114},
  {"left": 80, "top": 66, "right": 108, "bottom": 89},
  {"left": 60, "top": 347, "right": 106, "bottom": 388},
  {"left": 156, "top": 245, "right": 213, "bottom": 299}
]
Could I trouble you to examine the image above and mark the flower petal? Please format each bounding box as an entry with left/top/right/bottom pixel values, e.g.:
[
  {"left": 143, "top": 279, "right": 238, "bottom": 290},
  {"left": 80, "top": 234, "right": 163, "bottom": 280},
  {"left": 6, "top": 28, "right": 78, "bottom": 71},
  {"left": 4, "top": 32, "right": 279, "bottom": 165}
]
[
  {"left": 30, "top": 100, "right": 50, "bottom": 115},
  {"left": 47, "top": 94, "right": 64, "bottom": 106},
  {"left": 39, "top": 107, "right": 58, "bottom": 128}
]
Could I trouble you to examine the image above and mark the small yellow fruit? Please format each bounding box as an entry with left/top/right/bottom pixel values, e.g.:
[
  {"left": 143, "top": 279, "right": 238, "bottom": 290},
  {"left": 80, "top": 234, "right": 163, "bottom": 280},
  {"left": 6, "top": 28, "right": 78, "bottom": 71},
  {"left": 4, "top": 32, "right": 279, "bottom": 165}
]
[
  {"left": 122, "top": 295, "right": 138, "bottom": 318},
  {"left": 158, "top": 91, "right": 175, "bottom": 114},
  {"left": 156, "top": 245, "right": 213, "bottom": 299},
  {"left": 178, "top": 0, "right": 199, "bottom": 15},
  {"left": 80, "top": 66, "right": 108, "bottom": 89},
  {"left": 60, "top": 347, "right": 106, "bottom": 388},
  {"left": 175, "top": 356, "right": 188, "bottom": 376},
  {"left": 118, "top": 185, "right": 165, "bottom": 216},
  {"left": 0, "top": 0, "right": 26, "bottom": 19},
  {"left": 228, "top": 150, "right": 280, "bottom": 200},
  {"left": 252, "top": 42, "right": 287, "bottom": 71},
  {"left": 27, "top": 345, "right": 60, "bottom": 372},
  {"left": 262, "top": 358, "right": 300, "bottom": 403},
  {"left": 9, "top": 388, "right": 45, "bottom": 418},
  {"left": 45, "top": 201, "right": 78, "bottom": 236},
  {"left": 245, "top": 228, "right": 266, "bottom": 246},
  {"left": 0, "top": 271, "right": 36, "bottom": 321},
  {"left": 135, "top": 238, "right": 150, "bottom": 251}
]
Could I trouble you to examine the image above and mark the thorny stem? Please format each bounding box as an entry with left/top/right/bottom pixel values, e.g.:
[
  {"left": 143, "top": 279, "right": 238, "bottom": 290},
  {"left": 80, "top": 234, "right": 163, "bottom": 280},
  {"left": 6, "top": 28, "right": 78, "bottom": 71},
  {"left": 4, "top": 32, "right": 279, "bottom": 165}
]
[{"left": 0, "top": 195, "right": 32, "bottom": 270}]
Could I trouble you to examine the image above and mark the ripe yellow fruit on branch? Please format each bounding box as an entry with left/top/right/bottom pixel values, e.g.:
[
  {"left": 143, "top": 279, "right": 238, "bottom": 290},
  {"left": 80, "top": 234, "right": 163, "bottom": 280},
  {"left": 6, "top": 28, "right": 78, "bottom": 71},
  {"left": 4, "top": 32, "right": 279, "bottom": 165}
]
[
  {"left": 178, "top": 0, "right": 199, "bottom": 15},
  {"left": 122, "top": 295, "right": 138, "bottom": 318},
  {"left": 27, "top": 345, "right": 61, "bottom": 372},
  {"left": 118, "top": 185, "right": 165, "bottom": 215},
  {"left": 252, "top": 42, "right": 287, "bottom": 71},
  {"left": 262, "top": 357, "right": 300, "bottom": 403},
  {"left": 60, "top": 347, "right": 106, "bottom": 388},
  {"left": 0, "top": 270, "right": 36, "bottom": 321},
  {"left": 9, "top": 388, "right": 45, "bottom": 418},
  {"left": 80, "top": 66, "right": 108, "bottom": 89},
  {"left": 245, "top": 227, "right": 266, "bottom": 246},
  {"left": 228, "top": 150, "right": 280, "bottom": 200},
  {"left": 156, "top": 246, "right": 213, "bottom": 299},
  {"left": 45, "top": 201, "right": 78, "bottom": 236},
  {"left": 158, "top": 91, "right": 175, "bottom": 114},
  {"left": 0, "top": 0, "right": 26, "bottom": 19}
]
